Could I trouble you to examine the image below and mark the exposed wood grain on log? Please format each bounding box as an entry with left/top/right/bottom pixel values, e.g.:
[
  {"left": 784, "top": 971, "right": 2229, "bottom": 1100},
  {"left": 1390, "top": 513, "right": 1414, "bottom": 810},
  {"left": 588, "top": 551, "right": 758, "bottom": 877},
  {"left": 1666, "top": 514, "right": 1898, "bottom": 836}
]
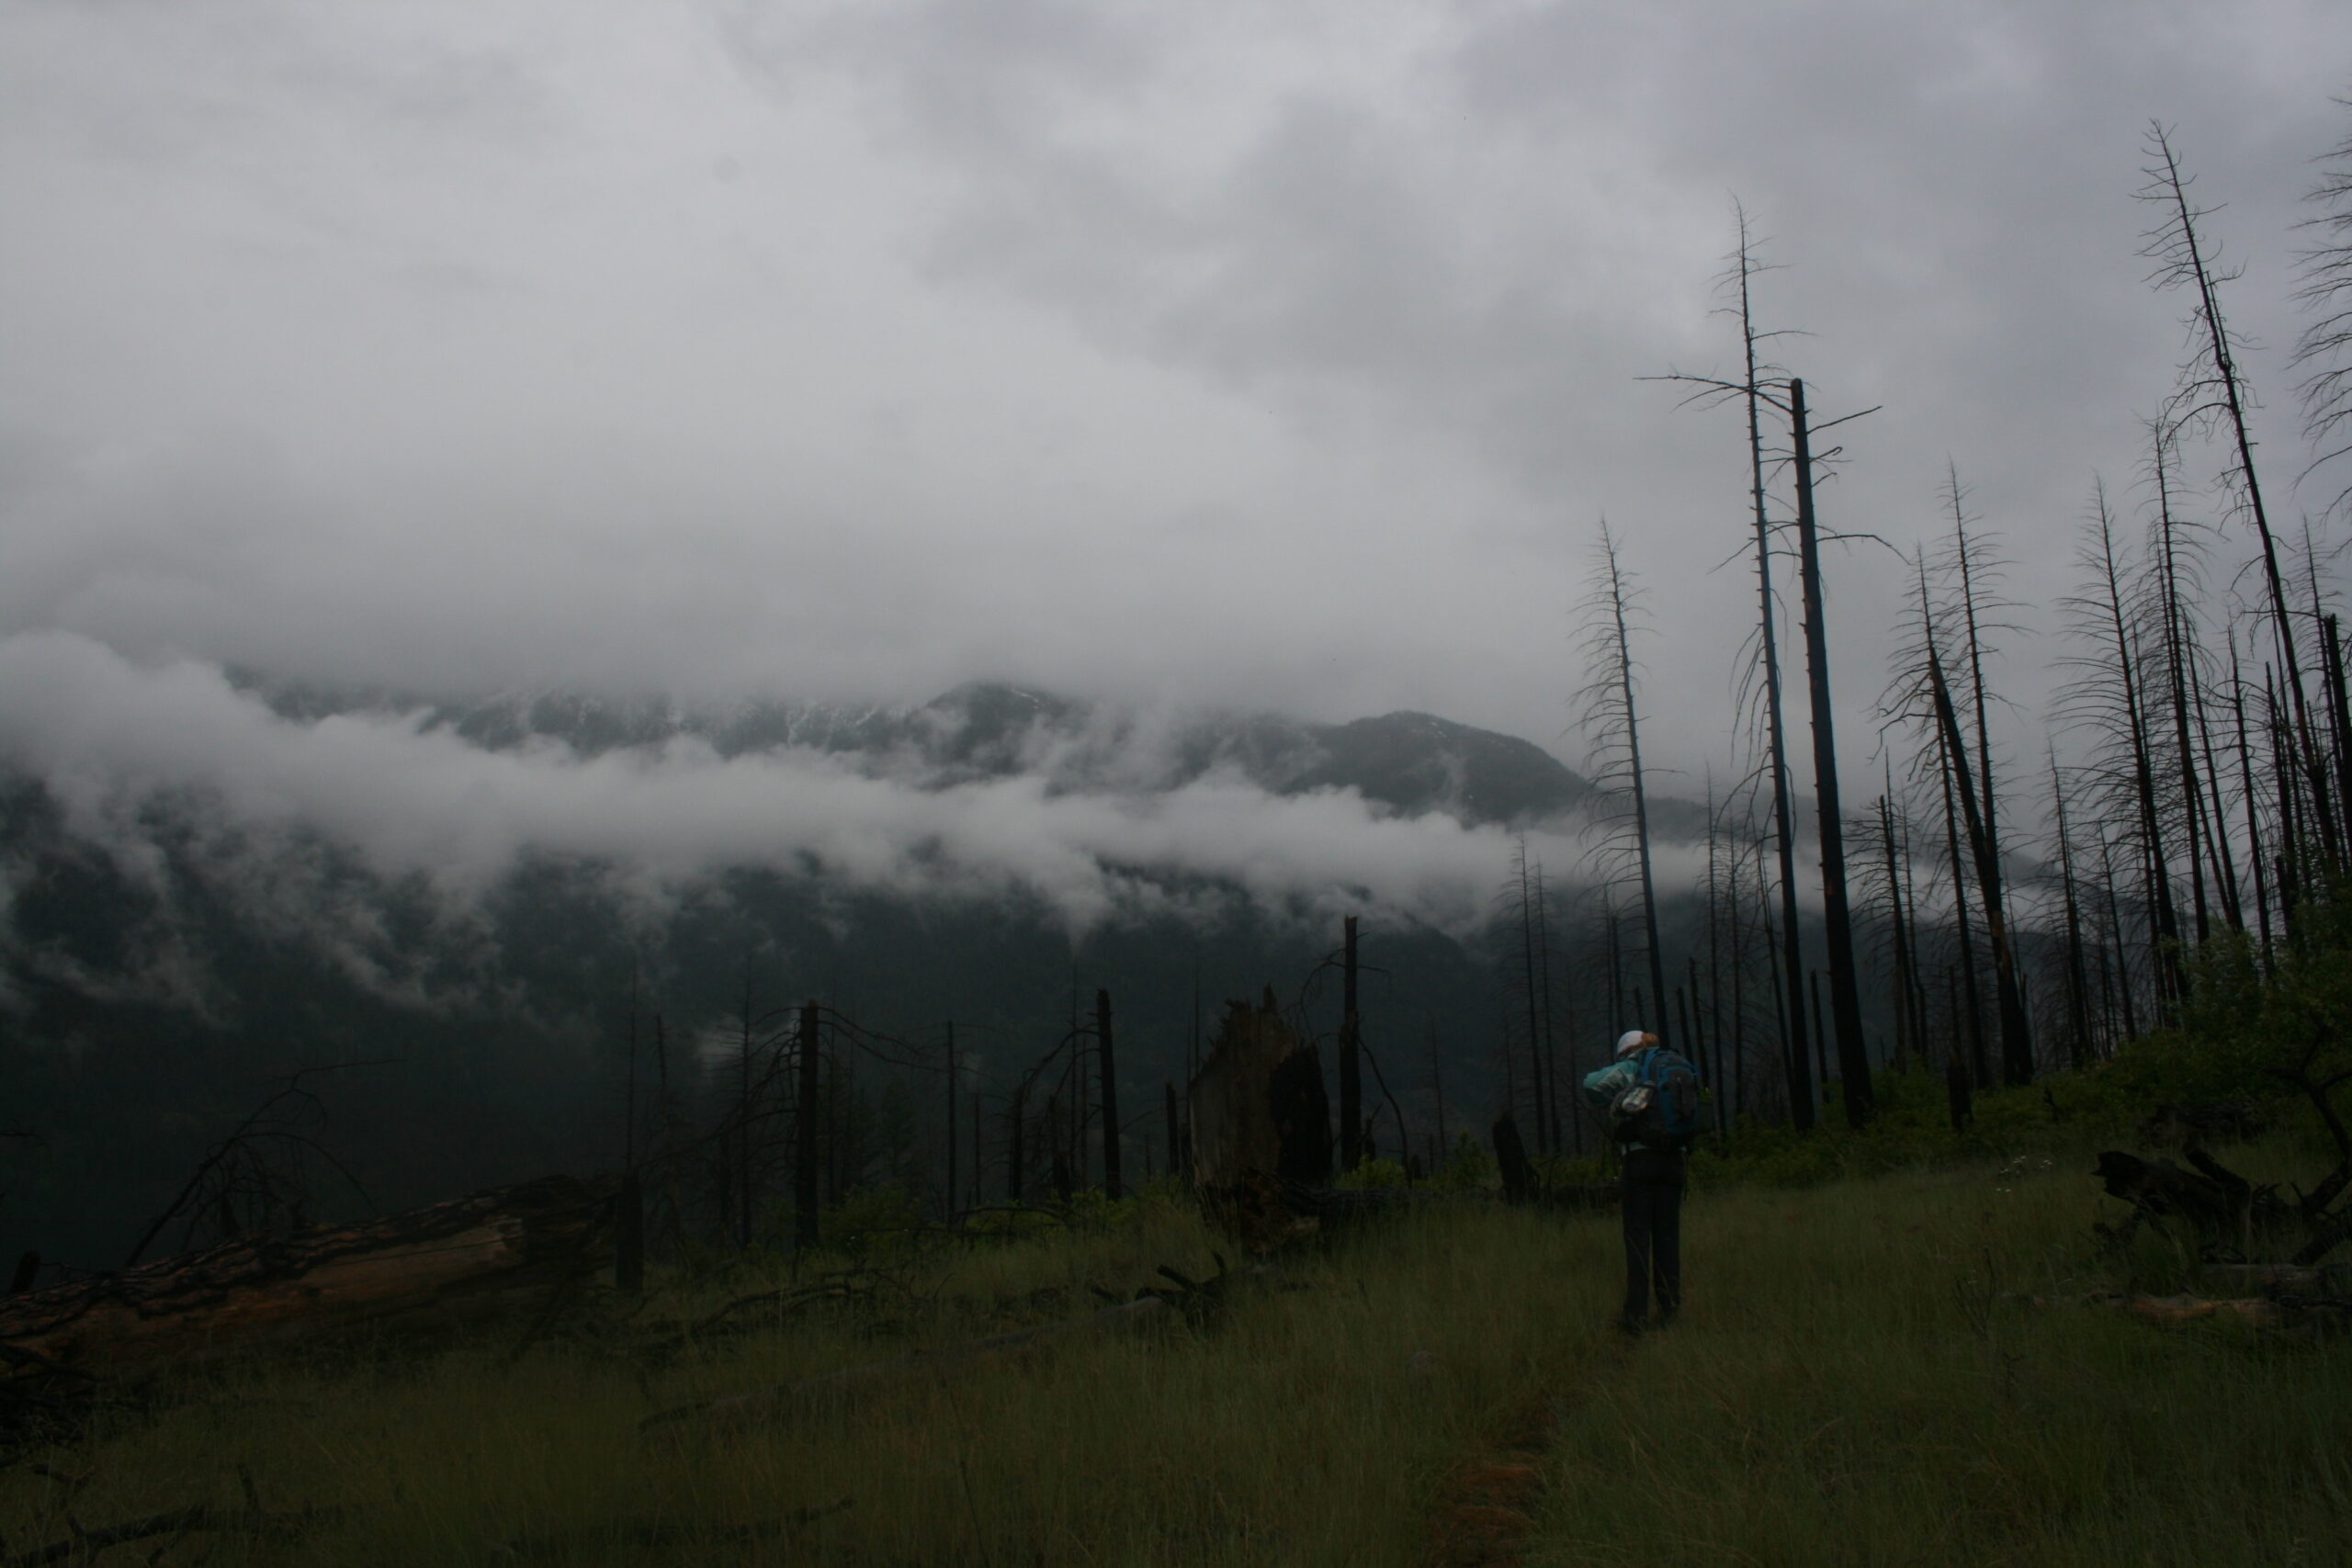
[
  {"left": 2123, "top": 1293, "right": 2282, "bottom": 1327},
  {"left": 1, "top": 1175, "right": 614, "bottom": 1381}
]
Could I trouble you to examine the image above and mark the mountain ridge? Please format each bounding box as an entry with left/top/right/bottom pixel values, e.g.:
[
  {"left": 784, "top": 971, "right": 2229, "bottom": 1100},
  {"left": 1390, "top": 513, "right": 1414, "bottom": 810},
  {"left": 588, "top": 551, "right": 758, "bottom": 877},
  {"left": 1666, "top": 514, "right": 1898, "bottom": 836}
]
[{"left": 228, "top": 674, "right": 1736, "bottom": 837}]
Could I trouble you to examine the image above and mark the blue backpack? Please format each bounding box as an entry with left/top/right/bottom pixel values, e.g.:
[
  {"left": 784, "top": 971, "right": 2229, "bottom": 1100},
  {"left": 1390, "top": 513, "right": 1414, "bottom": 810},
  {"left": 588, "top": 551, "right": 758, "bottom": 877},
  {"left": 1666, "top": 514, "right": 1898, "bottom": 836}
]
[{"left": 1611, "top": 1047, "right": 1703, "bottom": 1148}]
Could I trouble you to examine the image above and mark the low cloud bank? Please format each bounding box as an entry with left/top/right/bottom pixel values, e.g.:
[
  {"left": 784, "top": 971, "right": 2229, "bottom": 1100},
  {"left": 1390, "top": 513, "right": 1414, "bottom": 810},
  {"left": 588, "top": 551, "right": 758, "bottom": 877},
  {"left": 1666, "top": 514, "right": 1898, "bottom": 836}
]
[{"left": 0, "top": 632, "right": 1602, "bottom": 938}]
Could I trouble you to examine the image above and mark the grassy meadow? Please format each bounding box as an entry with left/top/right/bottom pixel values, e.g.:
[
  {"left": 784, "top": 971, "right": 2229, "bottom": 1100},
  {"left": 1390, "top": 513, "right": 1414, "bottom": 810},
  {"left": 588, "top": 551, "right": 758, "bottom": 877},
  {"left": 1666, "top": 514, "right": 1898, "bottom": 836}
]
[
  {"left": 4, "top": 1112, "right": 2346, "bottom": 1565},
  {"left": 1531, "top": 1145, "right": 2352, "bottom": 1567}
]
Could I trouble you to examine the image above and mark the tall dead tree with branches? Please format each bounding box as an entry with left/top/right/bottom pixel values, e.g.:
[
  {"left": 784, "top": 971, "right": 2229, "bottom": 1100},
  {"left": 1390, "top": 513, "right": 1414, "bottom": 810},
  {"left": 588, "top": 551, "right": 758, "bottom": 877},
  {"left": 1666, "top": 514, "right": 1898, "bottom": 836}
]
[
  {"left": 1788, "top": 379, "right": 1876, "bottom": 1122},
  {"left": 2061, "top": 485, "right": 2186, "bottom": 1014},
  {"left": 2143, "top": 123, "right": 2335, "bottom": 869},
  {"left": 1656, "top": 206, "right": 1815, "bottom": 1126},
  {"left": 2294, "top": 96, "right": 2352, "bottom": 523},
  {"left": 1578, "top": 522, "right": 1672, "bottom": 1057}
]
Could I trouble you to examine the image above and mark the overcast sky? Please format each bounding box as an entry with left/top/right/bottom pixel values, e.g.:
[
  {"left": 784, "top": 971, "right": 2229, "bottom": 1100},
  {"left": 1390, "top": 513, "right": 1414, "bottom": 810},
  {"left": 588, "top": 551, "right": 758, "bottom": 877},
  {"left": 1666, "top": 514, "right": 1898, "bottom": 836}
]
[{"left": 5, "top": 0, "right": 2352, "bottom": 915}]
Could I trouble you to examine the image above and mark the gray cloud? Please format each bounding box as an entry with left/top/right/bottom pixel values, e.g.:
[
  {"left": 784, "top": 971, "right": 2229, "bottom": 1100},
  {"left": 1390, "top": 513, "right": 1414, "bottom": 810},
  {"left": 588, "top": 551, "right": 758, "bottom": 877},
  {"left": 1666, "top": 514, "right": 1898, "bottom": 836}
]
[{"left": 3, "top": 0, "right": 2349, "bottom": 811}]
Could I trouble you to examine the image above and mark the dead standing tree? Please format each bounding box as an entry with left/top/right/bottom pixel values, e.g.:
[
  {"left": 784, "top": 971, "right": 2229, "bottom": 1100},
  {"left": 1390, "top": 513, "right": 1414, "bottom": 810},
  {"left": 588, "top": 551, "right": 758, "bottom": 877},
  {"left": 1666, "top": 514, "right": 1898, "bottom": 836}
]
[
  {"left": 2058, "top": 486, "right": 2187, "bottom": 1015},
  {"left": 1494, "top": 841, "right": 1556, "bottom": 1155},
  {"left": 1532, "top": 857, "right": 1569, "bottom": 1152},
  {"left": 1883, "top": 531, "right": 2035, "bottom": 1087},
  {"left": 1656, "top": 205, "right": 1815, "bottom": 1127},
  {"left": 2046, "top": 753, "right": 2099, "bottom": 1068},
  {"left": 1939, "top": 466, "right": 2037, "bottom": 1083},
  {"left": 1577, "top": 523, "right": 1672, "bottom": 1056},
  {"left": 1654, "top": 240, "right": 1882, "bottom": 1123},
  {"left": 1339, "top": 916, "right": 1363, "bottom": 1173},
  {"left": 119, "top": 1063, "right": 390, "bottom": 1270},
  {"left": 2145, "top": 422, "right": 2241, "bottom": 942},
  {"left": 1922, "top": 645, "right": 2035, "bottom": 1085},
  {"left": 2293, "top": 96, "right": 2352, "bottom": 523},
  {"left": 667, "top": 996, "right": 938, "bottom": 1253},
  {"left": 2143, "top": 123, "right": 2337, "bottom": 869},
  {"left": 1096, "top": 988, "right": 1124, "bottom": 1200},
  {"left": 794, "top": 1001, "right": 821, "bottom": 1248},
  {"left": 1787, "top": 378, "right": 1877, "bottom": 1122}
]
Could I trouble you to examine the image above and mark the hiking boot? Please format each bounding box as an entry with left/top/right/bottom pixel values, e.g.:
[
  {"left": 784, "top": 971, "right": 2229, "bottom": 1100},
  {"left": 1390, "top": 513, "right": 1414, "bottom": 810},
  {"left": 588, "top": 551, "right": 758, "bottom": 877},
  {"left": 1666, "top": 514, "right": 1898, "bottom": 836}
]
[{"left": 1614, "top": 1314, "right": 1645, "bottom": 1338}]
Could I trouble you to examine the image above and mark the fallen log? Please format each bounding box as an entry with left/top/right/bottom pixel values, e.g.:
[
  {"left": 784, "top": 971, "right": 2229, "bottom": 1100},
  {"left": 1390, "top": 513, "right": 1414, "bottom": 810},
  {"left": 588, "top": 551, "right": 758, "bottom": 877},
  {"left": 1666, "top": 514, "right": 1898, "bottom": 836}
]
[
  {"left": 2122, "top": 1293, "right": 2283, "bottom": 1328},
  {"left": 2091, "top": 1149, "right": 2300, "bottom": 1256},
  {"left": 0, "top": 1175, "right": 616, "bottom": 1382},
  {"left": 641, "top": 1294, "right": 1170, "bottom": 1433},
  {"left": 2018, "top": 1289, "right": 2352, "bottom": 1330},
  {"left": 0, "top": 1504, "right": 342, "bottom": 1568},
  {"left": 492, "top": 1501, "right": 853, "bottom": 1559},
  {"left": 2200, "top": 1262, "right": 2352, "bottom": 1300}
]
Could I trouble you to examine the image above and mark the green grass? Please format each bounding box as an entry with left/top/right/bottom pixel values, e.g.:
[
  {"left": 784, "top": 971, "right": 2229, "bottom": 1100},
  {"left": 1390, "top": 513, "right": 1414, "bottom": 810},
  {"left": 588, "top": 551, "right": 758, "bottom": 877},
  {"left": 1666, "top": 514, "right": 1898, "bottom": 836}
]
[
  {"left": 2, "top": 1194, "right": 1610, "bottom": 1566},
  {"left": 1529, "top": 1150, "right": 2352, "bottom": 1568},
  {"left": 5, "top": 1143, "right": 2346, "bottom": 1566}
]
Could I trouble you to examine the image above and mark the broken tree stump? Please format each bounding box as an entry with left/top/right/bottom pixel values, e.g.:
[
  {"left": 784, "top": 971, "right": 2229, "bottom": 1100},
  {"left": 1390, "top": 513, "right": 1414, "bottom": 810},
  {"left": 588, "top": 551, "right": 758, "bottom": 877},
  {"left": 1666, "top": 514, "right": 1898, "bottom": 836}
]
[
  {"left": 0, "top": 1175, "right": 616, "bottom": 1382},
  {"left": 1490, "top": 1115, "right": 1533, "bottom": 1201},
  {"left": 2092, "top": 1150, "right": 2298, "bottom": 1258},
  {"left": 1190, "top": 989, "right": 1329, "bottom": 1250}
]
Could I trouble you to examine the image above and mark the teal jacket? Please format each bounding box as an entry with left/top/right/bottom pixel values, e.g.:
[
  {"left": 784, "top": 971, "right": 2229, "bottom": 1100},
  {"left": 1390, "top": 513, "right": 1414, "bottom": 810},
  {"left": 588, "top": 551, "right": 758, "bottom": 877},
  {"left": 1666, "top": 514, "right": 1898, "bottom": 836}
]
[{"left": 1582, "top": 1049, "right": 1671, "bottom": 1153}]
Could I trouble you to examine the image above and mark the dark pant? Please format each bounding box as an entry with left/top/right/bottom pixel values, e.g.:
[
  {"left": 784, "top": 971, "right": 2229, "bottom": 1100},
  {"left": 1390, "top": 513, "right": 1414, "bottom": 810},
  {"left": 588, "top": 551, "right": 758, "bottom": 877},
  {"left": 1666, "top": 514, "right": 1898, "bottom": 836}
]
[{"left": 1620, "top": 1147, "right": 1686, "bottom": 1325}]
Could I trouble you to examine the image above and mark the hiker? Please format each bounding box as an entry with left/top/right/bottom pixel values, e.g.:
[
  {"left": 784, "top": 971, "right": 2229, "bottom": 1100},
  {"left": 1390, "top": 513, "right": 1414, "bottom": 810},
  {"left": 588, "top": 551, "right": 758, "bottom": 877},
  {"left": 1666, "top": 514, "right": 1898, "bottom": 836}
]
[{"left": 1582, "top": 1029, "right": 1702, "bottom": 1335}]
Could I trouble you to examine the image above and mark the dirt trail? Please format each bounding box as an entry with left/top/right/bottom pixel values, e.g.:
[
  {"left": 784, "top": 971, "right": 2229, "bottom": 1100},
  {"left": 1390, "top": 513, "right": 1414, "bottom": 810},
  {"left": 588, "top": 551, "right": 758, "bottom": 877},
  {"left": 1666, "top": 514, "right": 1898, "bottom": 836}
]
[
  {"left": 1426, "top": 1390, "right": 1561, "bottom": 1566},
  {"left": 1424, "top": 1360, "right": 1604, "bottom": 1568}
]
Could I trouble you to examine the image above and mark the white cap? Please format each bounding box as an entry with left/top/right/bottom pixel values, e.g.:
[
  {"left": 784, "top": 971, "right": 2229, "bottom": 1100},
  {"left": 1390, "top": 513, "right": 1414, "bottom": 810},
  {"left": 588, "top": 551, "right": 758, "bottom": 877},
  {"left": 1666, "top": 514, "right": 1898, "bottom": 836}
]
[{"left": 1615, "top": 1030, "right": 1649, "bottom": 1057}]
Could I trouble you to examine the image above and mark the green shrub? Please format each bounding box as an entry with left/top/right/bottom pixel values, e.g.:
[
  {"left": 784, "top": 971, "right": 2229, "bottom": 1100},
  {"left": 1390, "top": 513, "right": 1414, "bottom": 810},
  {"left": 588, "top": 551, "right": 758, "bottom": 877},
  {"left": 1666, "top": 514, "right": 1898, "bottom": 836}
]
[
  {"left": 1425, "top": 1130, "right": 1497, "bottom": 1190},
  {"left": 1336, "top": 1156, "right": 1409, "bottom": 1190},
  {"left": 813, "top": 1183, "right": 925, "bottom": 1256}
]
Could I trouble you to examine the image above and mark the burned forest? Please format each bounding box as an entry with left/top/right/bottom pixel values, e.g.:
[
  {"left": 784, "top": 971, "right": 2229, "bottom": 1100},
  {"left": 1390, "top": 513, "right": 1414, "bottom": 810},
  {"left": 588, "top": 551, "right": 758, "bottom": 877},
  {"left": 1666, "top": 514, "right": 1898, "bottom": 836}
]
[{"left": 6, "top": 14, "right": 2352, "bottom": 1566}]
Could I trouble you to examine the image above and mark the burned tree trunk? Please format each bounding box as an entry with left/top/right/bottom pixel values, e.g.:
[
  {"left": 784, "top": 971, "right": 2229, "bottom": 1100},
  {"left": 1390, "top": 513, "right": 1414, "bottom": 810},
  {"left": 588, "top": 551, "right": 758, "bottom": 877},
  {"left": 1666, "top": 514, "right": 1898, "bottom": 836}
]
[
  {"left": 1189, "top": 990, "right": 1329, "bottom": 1249},
  {"left": 944, "top": 1021, "right": 958, "bottom": 1216},
  {"left": 1164, "top": 1080, "right": 1183, "bottom": 1180},
  {"left": 1927, "top": 649, "right": 2036, "bottom": 1085},
  {"left": 1790, "top": 379, "right": 1874, "bottom": 1123},
  {"left": 795, "top": 1001, "right": 822, "bottom": 1250},
  {"left": 1340, "top": 916, "right": 1363, "bottom": 1172},
  {"left": 1006, "top": 1084, "right": 1026, "bottom": 1203},
  {"left": 1268, "top": 1043, "right": 1333, "bottom": 1187},
  {"left": 1096, "top": 989, "right": 1123, "bottom": 1201},
  {"left": 1490, "top": 1114, "right": 1534, "bottom": 1202},
  {"left": 1727, "top": 209, "right": 1816, "bottom": 1133}
]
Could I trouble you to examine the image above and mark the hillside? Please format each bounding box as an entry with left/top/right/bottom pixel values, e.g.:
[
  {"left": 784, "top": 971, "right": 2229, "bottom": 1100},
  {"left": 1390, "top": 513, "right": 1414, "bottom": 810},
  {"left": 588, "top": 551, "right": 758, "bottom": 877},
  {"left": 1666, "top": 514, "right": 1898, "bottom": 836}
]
[{"left": 245, "top": 675, "right": 1622, "bottom": 830}]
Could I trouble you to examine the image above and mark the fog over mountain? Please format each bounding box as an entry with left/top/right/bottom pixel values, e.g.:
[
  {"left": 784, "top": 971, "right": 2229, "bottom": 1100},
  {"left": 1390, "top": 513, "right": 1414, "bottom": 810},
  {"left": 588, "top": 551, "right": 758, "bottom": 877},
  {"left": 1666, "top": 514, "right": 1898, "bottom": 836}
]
[{"left": 0, "top": 629, "right": 1699, "bottom": 956}]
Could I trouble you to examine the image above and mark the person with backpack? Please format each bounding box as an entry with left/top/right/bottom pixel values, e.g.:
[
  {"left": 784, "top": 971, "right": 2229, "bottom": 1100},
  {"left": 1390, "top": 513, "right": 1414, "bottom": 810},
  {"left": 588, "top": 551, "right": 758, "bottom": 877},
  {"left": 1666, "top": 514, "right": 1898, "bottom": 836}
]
[{"left": 1581, "top": 1029, "right": 1702, "bottom": 1336}]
